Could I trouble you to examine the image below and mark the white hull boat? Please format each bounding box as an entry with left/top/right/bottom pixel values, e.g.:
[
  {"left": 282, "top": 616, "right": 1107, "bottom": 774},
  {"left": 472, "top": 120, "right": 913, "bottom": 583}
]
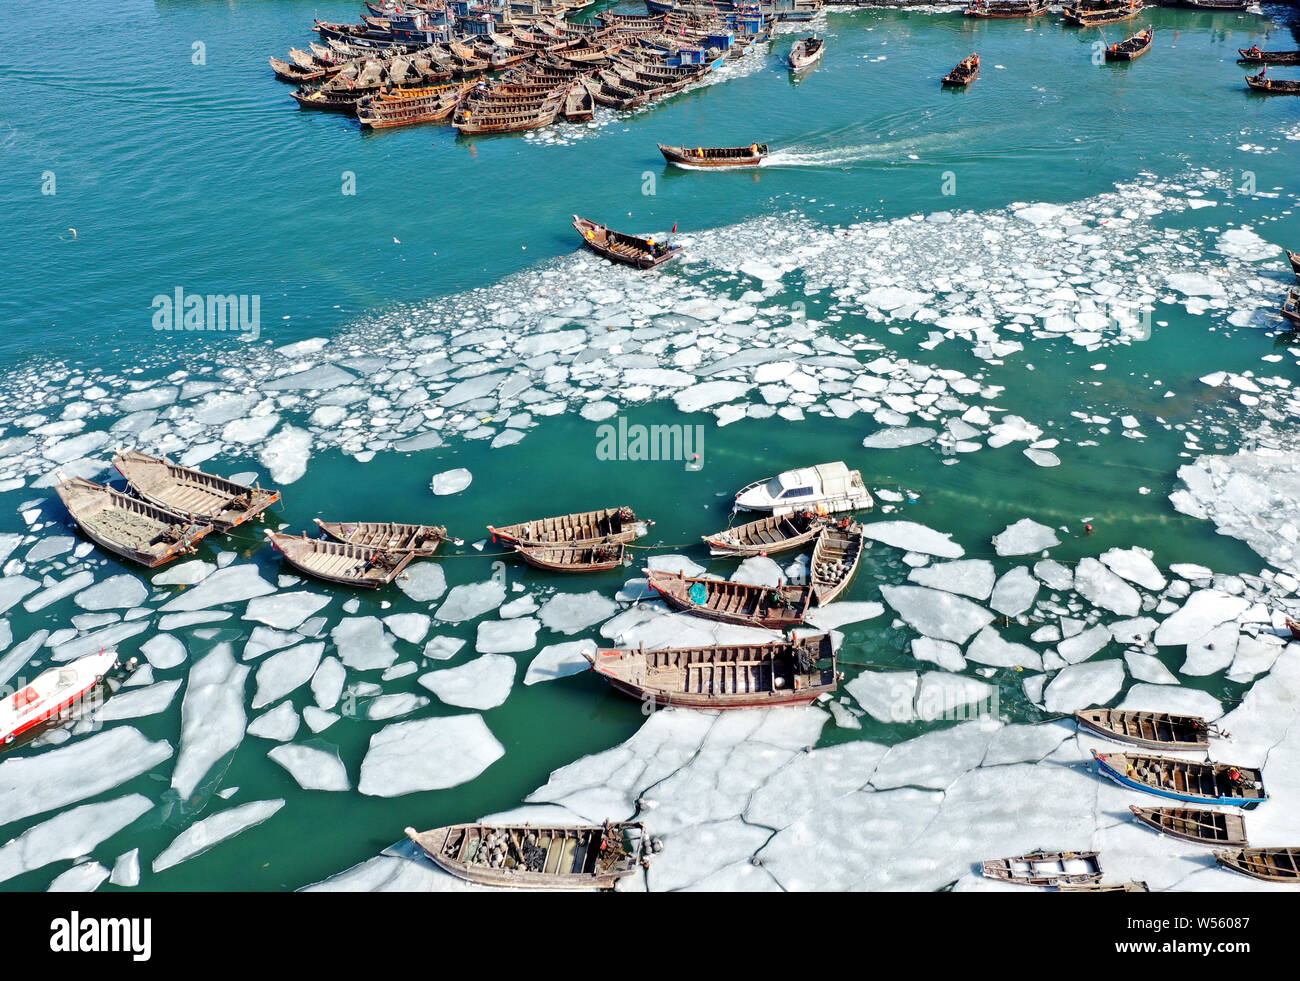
[
  {"left": 734, "top": 461, "right": 874, "bottom": 515},
  {"left": 0, "top": 650, "right": 118, "bottom": 745}
]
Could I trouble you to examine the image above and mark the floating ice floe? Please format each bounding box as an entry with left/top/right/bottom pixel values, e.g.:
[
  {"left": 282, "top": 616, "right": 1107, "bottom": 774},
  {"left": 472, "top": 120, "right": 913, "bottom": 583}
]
[
  {"left": 0, "top": 726, "right": 172, "bottom": 827},
  {"left": 152, "top": 798, "right": 286, "bottom": 873},
  {"left": 419, "top": 654, "right": 516, "bottom": 710},
  {"left": 430, "top": 468, "right": 472, "bottom": 495},
  {"left": 525, "top": 640, "right": 597, "bottom": 685},
  {"left": 247, "top": 701, "right": 300, "bottom": 742},
  {"left": 861, "top": 522, "right": 963, "bottom": 559},
  {"left": 475, "top": 619, "right": 539, "bottom": 654},
  {"left": 171, "top": 645, "right": 248, "bottom": 800},
  {"left": 992, "top": 519, "right": 1060, "bottom": 556},
  {"left": 881, "top": 586, "right": 992, "bottom": 644},
  {"left": 435, "top": 581, "right": 506, "bottom": 623},
  {"left": 358, "top": 715, "right": 504, "bottom": 797},
  {"left": 0, "top": 794, "right": 151, "bottom": 884},
  {"left": 268, "top": 744, "right": 350, "bottom": 792},
  {"left": 252, "top": 643, "right": 324, "bottom": 710},
  {"left": 331, "top": 617, "right": 398, "bottom": 671}
]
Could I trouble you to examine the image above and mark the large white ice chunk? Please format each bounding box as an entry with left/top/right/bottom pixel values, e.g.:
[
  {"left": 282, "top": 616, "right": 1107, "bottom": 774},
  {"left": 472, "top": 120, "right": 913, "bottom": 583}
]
[
  {"left": 1042, "top": 659, "right": 1125, "bottom": 713},
  {"left": 419, "top": 654, "right": 516, "bottom": 710},
  {"left": 881, "top": 585, "right": 993, "bottom": 644},
  {"left": 268, "top": 744, "right": 350, "bottom": 792},
  {"left": 358, "top": 715, "right": 504, "bottom": 796},
  {"left": 153, "top": 798, "right": 286, "bottom": 873},
  {"left": 862, "top": 522, "right": 964, "bottom": 558},
  {"left": 992, "top": 519, "right": 1060, "bottom": 556},
  {"left": 171, "top": 645, "right": 249, "bottom": 799}
]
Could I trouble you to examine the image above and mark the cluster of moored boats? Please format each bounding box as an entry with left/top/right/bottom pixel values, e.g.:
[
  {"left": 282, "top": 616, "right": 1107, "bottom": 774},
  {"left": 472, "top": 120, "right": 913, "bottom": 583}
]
[
  {"left": 948, "top": 0, "right": 1299, "bottom": 94},
  {"left": 46, "top": 447, "right": 1300, "bottom": 888},
  {"left": 271, "top": 0, "right": 807, "bottom": 134},
  {"left": 981, "top": 708, "right": 1297, "bottom": 889}
]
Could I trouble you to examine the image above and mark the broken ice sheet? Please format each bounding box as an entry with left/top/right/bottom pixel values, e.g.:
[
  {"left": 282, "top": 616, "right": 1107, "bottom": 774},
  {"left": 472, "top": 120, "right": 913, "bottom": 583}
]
[
  {"left": 152, "top": 798, "right": 286, "bottom": 873},
  {"left": 358, "top": 715, "right": 504, "bottom": 797},
  {"left": 419, "top": 654, "right": 516, "bottom": 710}
]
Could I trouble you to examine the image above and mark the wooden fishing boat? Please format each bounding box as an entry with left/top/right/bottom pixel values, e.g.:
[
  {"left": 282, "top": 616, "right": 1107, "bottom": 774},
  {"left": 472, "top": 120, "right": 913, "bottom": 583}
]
[
  {"left": 55, "top": 477, "right": 214, "bottom": 567},
  {"left": 1074, "top": 708, "right": 1218, "bottom": 750},
  {"left": 1287, "top": 248, "right": 1300, "bottom": 277},
  {"left": 357, "top": 80, "right": 474, "bottom": 128},
  {"left": 1246, "top": 70, "right": 1300, "bottom": 94},
  {"left": 405, "top": 821, "right": 646, "bottom": 889},
  {"left": 453, "top": 87, "right": 566, "bottom": 133},
  {"left": 1215, "top": 847, "right": 1300, "bottom": 883},
  {"left": 788, "top": 35, "right": 824, "bottom": 71},
  {"left": 1092, "top": 751, "right": 1267, "bottom": 808},
  {"left": 1129, "top": 806, "right": 1249, "bottom": 847},
  {"left": 562, "top": 78, "right": 594, "bottom": 121},
  {"left": 1057, "top": 881, "right": 1149, "bottom": 892},
  {"left": 315, "top": 519, "right": 448, "bottom": 555},
  {"left": 270, "top": 56, "right": 330, "bottom": 84},
  {"left": 266, "top": 531, "right": 416, "bottom": 588},
  {"left": 114, "top": 450, "right": 280, "bottom": 532},
  {"left": 291, "top": 85, "right": 366, "bottom": 113},
  {"left": 982, "top": 851, "right": 1102, "bottom": 887},
  {"left": 1288, "top": 615, "right": 1300, "bottom": 640},
  {"left": 810, "top": 520, "right": 863, "bottom": 605},
  {"left": 586, "top": 634, "right": 837, "bottom": 709},
  {"left": 963, "top": 0, "right": 1049, "bottom": 17},
  {"left": 573, "top": 215, "right": 682, "bottom": 269},
  {"left": 645, "top": 568, "right": 811, "bottom": 629},
  {"left": 942, "top": 54, "right": 980, "bottom": 87},
  {"left": 1283, "top": 285, "right": 1300, "bottom": 326},
  {"left": 702, "top": 511, "right": 825, "bottom": 558},
  {"left": 1063, "top": 1, "right": 1143, "bottom": 26},
  {"left": 1238, "top": 48, "right": 1300, "bottom": 66},
  {"left": 515, "top": 541, "right": 626, "bottom": 572},
  {"left": 489, "top": 507, "right": 648, "bottom": 547},
  {"left": 658, "top": 143, "right": 768, "bottom": 169},
  {"left": 1105, "top": 27, "right": 1153, "bottom": 61}
]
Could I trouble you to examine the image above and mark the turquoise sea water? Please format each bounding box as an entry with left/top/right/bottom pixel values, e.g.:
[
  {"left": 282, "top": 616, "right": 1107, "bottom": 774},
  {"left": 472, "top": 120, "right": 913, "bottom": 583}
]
[{"left": 0, "top": 0, "right": 1297, "bottom": 891}]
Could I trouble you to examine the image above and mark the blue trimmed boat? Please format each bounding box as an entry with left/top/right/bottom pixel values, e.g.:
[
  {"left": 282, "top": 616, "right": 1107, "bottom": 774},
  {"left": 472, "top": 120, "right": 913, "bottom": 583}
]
[{"left": 1092, "top": 750, "right": 1267, "bottom": 809}]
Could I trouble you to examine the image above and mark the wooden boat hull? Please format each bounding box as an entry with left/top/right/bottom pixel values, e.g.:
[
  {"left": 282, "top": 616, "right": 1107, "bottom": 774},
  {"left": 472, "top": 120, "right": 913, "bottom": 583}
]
[
  {"left": 56, "top": 477, "right": 214, "bottom": 567},
  {"left": 963, "top": 1, "right": 1048, "bottom": 17},
  {"left": 645, "top": 568, "right": 811, "bottom": 629},
  {"left": 788, "top": 37, "right": 824, "bottom": 70},
  {"left": 574, "top": 215, "right": 682, "bottom": 268},
  {"left": 1215, "top": 847, "right": 1300, "bottom": 883},
  {"left": 315, "top": 519, "right": 446, "bottom": 555},
  {"left": 942, "top": 56, "right": 980, "bottom": 86},
  {"left": 489, "top": 507, "right": 648, "bottom": 547},
  {"left": 515, "top": 542, "right": 626, "bottom": 572},
  {"left": 658, "top": 143, "right": 768, "bottom": 170},
  {"left": 1105, "top": 29, "right": 1153, "bottom": 61},
  {"left": 1057, "top": 881, "right": 1149, "bottom": 892},
  {"left": 1074, "top": 708, "right": 1211, "bottom": 751},
  {"left": 982, "top": 851, "right": 1102, "bottom": 886},
  {"left": 810, "top": 521, "right": 864, "bottom": 605},
  {"left": 267, "top": 532, "right": 415, "bottom": 588},
  {"left": 1129, "top": 806, "right": 1249, "bottom": 847},
  {"left": 1246, "top": 73, "right": 1300, "bottom": 94},
  {"left": 1092, "top": 751, "right": 1267, "bottom": 808},
  {"left": 1287, "top": 249, "right": 1300, "bottom": 278},
  {"left": 703, "top": 512, "right": 824, "bottom": 557},
  {"left": 1063, "top": 4, "right": 1143, "bottom": 26},
  {"left": 1284, "top": 286, "right": 1300, "bottom": 326},
  {"left": 1238, "top": 50, "right": 1300, "bottom": 66},
  {"left": 588, "top": 634, "right": 837, "bottom": 709},
  {"left": 114, "top": 450, "right": 280, "bottom": 532},
  {"left": 406, "top": 822, "right": 645, "bottom": 889}
]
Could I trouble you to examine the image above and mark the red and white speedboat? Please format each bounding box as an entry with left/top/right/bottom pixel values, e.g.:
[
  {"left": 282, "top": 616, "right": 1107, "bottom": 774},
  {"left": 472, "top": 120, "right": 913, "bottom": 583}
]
[{"left": 0, "top": 650, "right": 118, "bottom": 745}]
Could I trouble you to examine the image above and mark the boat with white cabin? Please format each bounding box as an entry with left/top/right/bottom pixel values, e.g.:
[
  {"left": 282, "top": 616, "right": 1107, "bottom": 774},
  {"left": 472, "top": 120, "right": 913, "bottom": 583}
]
[
  {"left": 734, "top": 461, "right": 874, "bottom": 515},
  {"left": 0, "top": 650, "right": 120, "bottom": 747}
]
